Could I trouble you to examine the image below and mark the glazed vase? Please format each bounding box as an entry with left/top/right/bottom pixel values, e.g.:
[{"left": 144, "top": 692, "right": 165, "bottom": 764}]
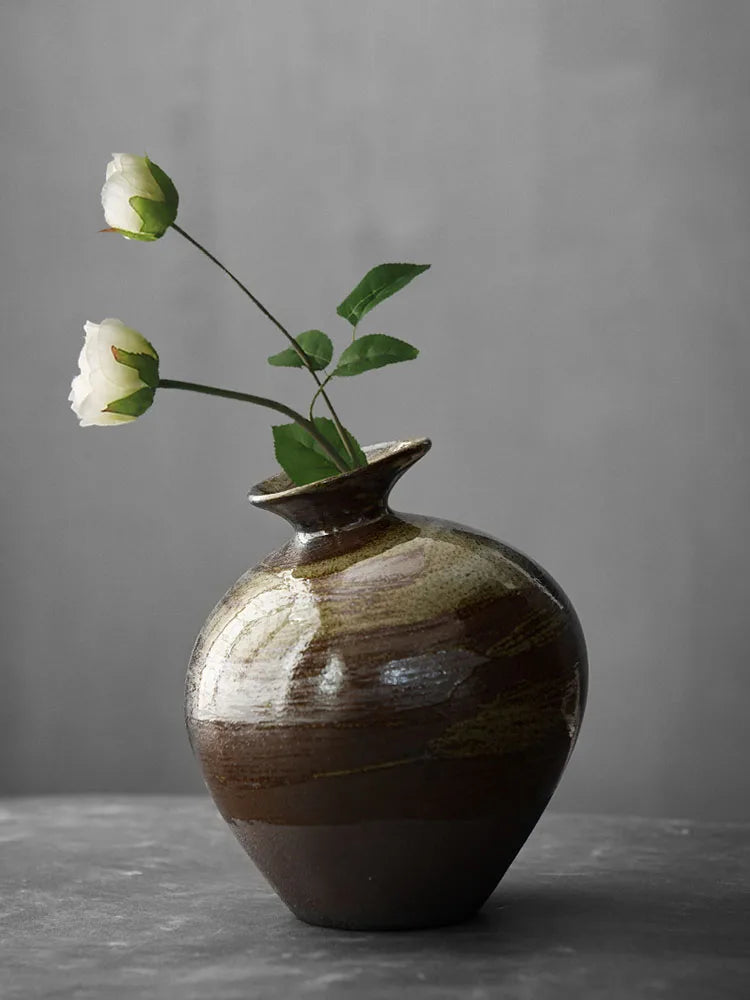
[{"left": 185, "top": 438, "right": 587, "bottom": 931}]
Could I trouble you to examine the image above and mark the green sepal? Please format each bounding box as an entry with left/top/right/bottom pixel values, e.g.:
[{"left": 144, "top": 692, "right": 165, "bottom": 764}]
[
  {"left": 104, "top": 386, "right": 156, "bottom": 417},
  {"left": 333, "top": 334, "right": 419, "bottom": 377},
  {"left": 129, "top": 196, "right": 176, "bottom": 239},
  {"left": 113, "top": 228, "right": 159, "bottom": 242},
  {"left": 336, "top": 263, "right": 430, "bottom": 326},
  {"left": 125, "top": 157, "right": 178, "bottom": 238},
  {"left": 111, "top": 347, "right": 160, "bottom": 388},
  {"left": 145, "top": 157, "right": 179, "bottom": 217},
  {"left": 272, "top": 417, "right": 366, "bottom": 486},
  {"left": 268, "top": 330, "right": 333, "bottom": 371}
]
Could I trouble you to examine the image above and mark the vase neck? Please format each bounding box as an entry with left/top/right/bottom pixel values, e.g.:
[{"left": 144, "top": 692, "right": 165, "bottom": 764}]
[{"left": 248, "top": 438, "right": 431, "bottom": 535}]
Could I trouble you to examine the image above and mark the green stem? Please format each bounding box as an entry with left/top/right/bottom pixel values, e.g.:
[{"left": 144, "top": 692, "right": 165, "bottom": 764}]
[
  {"left": 158, "top": 378, "right": 349, "bottom": 474},
  {"left": 309, "top": 372, "right": 334, "bottom": 420},
  {"left": 169, "top": 223, "right": 361, "bottom": 468},
  {"left": 171, "top": 223, "right": 291, "bottom": 344},
  {"left": 315, "top": 385, "right": 361, "bottom": 467}
]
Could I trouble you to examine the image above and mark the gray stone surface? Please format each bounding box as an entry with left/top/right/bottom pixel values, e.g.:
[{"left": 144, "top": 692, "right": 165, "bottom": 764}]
[{"left": 0, "top": 798, "right": 748, "bottom": 999}]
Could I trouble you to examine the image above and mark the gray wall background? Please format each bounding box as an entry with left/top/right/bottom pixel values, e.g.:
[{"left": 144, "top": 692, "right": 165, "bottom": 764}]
[{"left": 2, "top": 0, "right": 749, "bottom": 820}]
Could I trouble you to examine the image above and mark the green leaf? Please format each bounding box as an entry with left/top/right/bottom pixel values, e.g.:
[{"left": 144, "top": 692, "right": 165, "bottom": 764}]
[
  {"left": 267, "top": 347, "right": 305, "bottom": 368},
  {"left": 111, "top": 347, "right": 160, "bottom": 388},
  {"left": 267, "top": 330, "right": 333, "bottom": 371},
  {"left": 333, "top": 334, "right": 419, "bottom": 378},
  {"left": 297, "top": 417, "right": 365, "bottom": 474},
  {"left": 336, "top": 263, "right": 430, "bottom": 326},
  {"left": 273, "top": 417, "right": 366, "bottom": 486},
  {"left": 335, "top": 424, "right": 367, "bottom": 469},
  {"left": 104, "top": 386, "right": 156, "bottom": 417}
]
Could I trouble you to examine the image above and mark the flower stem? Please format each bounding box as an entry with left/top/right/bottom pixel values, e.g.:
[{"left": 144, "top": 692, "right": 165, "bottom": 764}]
[
  {"left": 158, "top": 378, "right": 349, "bottom": 473},
  {"left": 170, "top": 223, "right": 290, "bottom": 343},
  {"left": 169, "top": 223, "right": 361, "bottom": 469},
  {"left": 309, "top": 372, "right": 334, "bottom": 420}
]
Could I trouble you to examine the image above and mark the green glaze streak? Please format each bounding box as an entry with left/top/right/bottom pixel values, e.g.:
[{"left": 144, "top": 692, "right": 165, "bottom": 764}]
[
  {"left": 429, "top": 672, "right": 576, "bottom": 758},
  {"left": 488, "top": 606, "right": 569, "bottom": 658},
  {"left": 289, "top": 521, "right": 421, "bottom": 579},
  {"left": 313, "top": 755, "right": 423, "bottom": 780}
]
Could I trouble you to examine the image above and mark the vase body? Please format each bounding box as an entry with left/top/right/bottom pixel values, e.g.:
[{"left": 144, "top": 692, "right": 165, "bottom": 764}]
[{"left": 185, "top": 439, "right": 587, "bottom": 930}]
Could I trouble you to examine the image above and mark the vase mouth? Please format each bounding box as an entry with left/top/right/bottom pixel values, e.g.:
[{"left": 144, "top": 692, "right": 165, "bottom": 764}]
[{"left": 248, "top": 437, "right": 431, "bottom": 508}]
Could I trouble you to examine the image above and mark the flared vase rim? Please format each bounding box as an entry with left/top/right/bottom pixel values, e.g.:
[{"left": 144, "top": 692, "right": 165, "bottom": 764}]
[{"left": 248, "top": 436, "right": 431, "bottom": 507}]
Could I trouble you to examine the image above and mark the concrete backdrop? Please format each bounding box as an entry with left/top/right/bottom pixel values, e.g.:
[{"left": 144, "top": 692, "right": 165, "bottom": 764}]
[{"left": 1, "top": 0, "right": 749, "bottom": 820}]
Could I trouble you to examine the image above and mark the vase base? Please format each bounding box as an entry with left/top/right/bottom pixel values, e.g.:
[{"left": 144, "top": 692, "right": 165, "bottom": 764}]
[
  {"left": 287, "top": 901, "right": 485, "bottom": 933},
  {"left": 227, "top": 815, "right": 534, "bottom": 933}
]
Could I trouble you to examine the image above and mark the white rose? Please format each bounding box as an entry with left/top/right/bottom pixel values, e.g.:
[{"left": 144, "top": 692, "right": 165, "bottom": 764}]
[
  {"left": 101, "top": 154, "right": 178, "bottom": 241},
  {"left": 69, "top": 319, "right": 159, "bottom": 426}
]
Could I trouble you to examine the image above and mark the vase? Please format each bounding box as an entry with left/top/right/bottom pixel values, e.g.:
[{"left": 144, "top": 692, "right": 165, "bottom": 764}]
[{"left": 185, "top": 438, "right": 587, "bottom": 931}]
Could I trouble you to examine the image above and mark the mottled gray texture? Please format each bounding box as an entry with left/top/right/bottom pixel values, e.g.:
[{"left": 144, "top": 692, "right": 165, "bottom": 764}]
[
  {"left": 1, "top": 798, "right": 748, "bottom": 999},
  {"left": 2, "top": 1, "right": 750, "bottom": 820}
]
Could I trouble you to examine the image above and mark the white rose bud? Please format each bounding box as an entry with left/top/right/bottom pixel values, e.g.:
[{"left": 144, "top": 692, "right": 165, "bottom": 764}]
[
  {"left": 69, "top": 319, "right": 159, "bottom": 426},
  {"left": 101, "top": 154, "right": 178, "bottom": 241}
]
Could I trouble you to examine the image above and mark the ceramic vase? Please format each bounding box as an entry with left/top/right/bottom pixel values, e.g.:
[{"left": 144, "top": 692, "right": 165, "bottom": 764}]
[{"left": 185, "top": 438, "right": 587, "bottom": 930}]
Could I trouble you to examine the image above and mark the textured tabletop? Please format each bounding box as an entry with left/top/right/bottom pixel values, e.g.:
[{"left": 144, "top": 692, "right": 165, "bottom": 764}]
[{"left": 1, "top": 798, "right": 748, "bottom": 999}]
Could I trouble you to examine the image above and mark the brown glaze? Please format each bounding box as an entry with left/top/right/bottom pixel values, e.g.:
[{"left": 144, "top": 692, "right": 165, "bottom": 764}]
[{"left": 185, "top": 439, "right": 588, "bottom": 930}]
